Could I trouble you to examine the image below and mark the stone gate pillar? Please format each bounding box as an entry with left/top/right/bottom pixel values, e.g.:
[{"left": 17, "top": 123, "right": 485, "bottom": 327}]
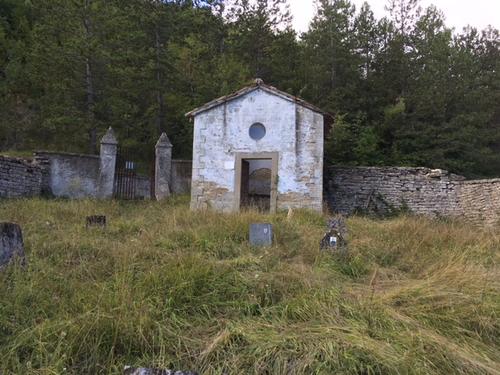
[
  {"left": 97, "top": 127, "right": 118, "bottom": 199},
  {"left": 155, "top": 133, "right": 173, "bottom": 200}
]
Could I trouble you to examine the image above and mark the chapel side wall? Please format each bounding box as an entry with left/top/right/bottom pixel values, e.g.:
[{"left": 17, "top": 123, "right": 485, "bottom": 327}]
[
  {"left": 190, "top": 89, "right": 324, "bottom": 212},
  {"left": 277, "top": 105, "right": 323, "bottom": 211}
]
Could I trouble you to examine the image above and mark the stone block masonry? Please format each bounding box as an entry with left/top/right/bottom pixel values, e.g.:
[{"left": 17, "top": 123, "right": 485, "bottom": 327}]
[
  {"left": 326, "top": 166, "right": 500, "bottom": 226},
  {"left": 459, "top": 179, "right": 500, "bottom": 226},
  {"left": 97, "top": 127, "right": 118, "bottom": 199},
  {"left": 189, "top": 88, "right": 324, "bottom": 213},
  {"left": 0, "top": 156, "right": 45, "bottom": 198},
  {"left": 155, "top": 133, "right": 173, "bottom": 200},
  {"left": 1, "top": 145, "right": 191, "bottom": 201},
  {"left": 2, "top": 149, "right": 499, "bottom": 226}
]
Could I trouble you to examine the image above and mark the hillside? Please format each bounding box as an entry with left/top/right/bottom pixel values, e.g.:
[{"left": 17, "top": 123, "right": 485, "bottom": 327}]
[{"left": 0, "top": 198, "right": 499, "bottom": 374}]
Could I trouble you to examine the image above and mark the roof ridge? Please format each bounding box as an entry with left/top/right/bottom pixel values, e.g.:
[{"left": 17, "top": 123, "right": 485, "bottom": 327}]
[{"left": 185, "top": 80, "right": 330, "bottom": 118}]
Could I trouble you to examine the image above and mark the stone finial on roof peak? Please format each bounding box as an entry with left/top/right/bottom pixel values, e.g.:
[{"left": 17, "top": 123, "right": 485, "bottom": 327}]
[
  {"left": 156, "top": 132, "right": 172, "bottom": 148},
  {"left": 254, "top": 78, "right": 264, "bottom": 85},
  {"left": 100, "top": 127, "right": 117, "bottom": 145}
]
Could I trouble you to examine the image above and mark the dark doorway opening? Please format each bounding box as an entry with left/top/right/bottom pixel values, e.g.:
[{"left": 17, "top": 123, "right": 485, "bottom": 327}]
[{"left": 240, "top": 159, "right": 272, "bottom": 212}]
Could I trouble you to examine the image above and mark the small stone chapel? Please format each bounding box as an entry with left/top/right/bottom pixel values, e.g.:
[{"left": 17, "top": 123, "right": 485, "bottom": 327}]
[{"left": 186, "top": 79, "right": 329, "bottom": 213}]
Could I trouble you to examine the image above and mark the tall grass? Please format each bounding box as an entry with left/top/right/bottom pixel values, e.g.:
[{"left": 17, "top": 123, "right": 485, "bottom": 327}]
[{"left": 0, "top": 198, "right": 498, "bottom": 374}]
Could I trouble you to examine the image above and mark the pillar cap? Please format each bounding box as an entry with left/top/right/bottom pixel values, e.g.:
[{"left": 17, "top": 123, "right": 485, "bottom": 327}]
[
  {"left": 156, "top": 132, "right": 172, "bottom": 148},
  {"left": 100, "top": 127, "right": 118, "bottom": 145}
]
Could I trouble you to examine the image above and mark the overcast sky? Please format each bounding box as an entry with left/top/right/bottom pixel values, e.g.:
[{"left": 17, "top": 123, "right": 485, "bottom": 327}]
[{"left": 289, "top": 0, "right": 500, "bottom": 34}]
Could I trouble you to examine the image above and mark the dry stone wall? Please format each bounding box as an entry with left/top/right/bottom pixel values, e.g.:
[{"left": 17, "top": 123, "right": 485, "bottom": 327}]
[
  {"left": 459, "top": 179, "right": 500, "bottom": 226},
  {"left": 326, "top": 166, "right": 500, "bottom": 226},
  {"left": 2, "top": 151, "right": 499, "bottom": 226},
  {"left": 0, "top": 156, "right": 45, "bottom": 198}
]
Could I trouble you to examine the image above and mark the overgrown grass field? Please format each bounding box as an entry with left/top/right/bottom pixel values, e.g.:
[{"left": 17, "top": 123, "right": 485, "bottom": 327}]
[{"left": 0, "top": 198, "right": 499, "bottom": 374}]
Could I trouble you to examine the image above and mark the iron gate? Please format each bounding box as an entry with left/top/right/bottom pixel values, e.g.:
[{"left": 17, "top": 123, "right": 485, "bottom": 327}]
[{"left": 114, "top": 146, "right": 155, "bottom": 200}]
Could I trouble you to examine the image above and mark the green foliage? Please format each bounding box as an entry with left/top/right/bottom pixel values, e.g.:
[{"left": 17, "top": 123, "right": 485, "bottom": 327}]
[
  {"left": 0, "top": 0, "right": 499, "bottom": 176},
  {"left": 0, "top": 199, "right": 499, "bottom": 374}
]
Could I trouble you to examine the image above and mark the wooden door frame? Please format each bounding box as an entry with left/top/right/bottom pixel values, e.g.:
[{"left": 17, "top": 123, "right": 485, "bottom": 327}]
[{"left": 233, "top": 152, "right": 278, "bottom": 214}]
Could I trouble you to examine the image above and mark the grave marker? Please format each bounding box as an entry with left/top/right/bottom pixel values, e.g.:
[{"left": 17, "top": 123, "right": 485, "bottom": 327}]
[
  {"left": 124, "top": 366, "right": 198, "bottom": 375},
  {"left": 320, "top": 216, "right": 348, "bottom": 252},
  {"left": 86, "top": 215, "right": 106, "bottom": 229},
  {"left": 0, "top": 222, "right": 25, "bottom": 269},
  {"left": 249, "top": 223, "right": 273, "bottom": 247}
]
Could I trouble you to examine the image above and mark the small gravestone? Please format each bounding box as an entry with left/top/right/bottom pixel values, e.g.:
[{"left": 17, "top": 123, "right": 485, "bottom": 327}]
[
  {"left": 0, "top": 222, "right": 25, "bottom": 269},
  {"left": 320, "top": 216, "right": 348, "bottom": 252},
  {"left": 86, "top": 215, "right": 106, "bottom": 229},
  {"left": 249, "top": 223, "right": 273, "bottom": 247},
  {"left": 124, "top": 366, "right": 198, "bottom": 375}
]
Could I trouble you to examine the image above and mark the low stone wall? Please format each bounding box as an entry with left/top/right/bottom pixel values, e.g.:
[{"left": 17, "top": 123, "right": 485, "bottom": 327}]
[
  {"left": 326, "top": 166, "right": 464, "bottom": 216},
  {"left": 326, "top": 166, "right": 500, "bottom": 226},
  {"left": 171, "top": 160, "right": 192, "bottom": 194},
  {"left": 1, "top": 151, "right": 190, "bottom": 200},
  {"left": 34, "top": 151, "right": 100, "bottom": 198},
  {"left": 459, "top": 179, "right": 500, "bottom": 226},
  {"left": 0, "top": 156, "right": 44, "bottom": 198}
]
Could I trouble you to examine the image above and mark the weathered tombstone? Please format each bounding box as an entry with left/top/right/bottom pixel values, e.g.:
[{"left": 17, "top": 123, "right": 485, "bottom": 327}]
[
  {"left": 249, "top": 223, "right": 273, "bottom": 247},
  {"left": 0, "top": 222, "right": 25, "bottom": 269},
  {"left": 320, "top": 216, "right": 348, "bottom": 252},
  {"left": 124, "top": 366, "right": 198, "bottom": 375},
  {"left": 86, "top": 215, "right": 106, "bottom": 229}
]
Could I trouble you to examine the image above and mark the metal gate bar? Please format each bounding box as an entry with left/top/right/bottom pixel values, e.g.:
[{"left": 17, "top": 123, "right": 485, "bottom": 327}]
[{"left": 114, "top": 146, "right": 137, "bottom": 199}]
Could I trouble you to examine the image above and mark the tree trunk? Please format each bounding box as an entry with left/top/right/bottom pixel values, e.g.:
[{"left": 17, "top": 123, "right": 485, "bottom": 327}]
[
  {"left": 155, "top": 23, "right": 166, "bottom": 134},
  {"left": 85, "top": 57, "right": 97, "bottom": 153},
  {"left": 330, "top": 23, "right": 335, "bottom": 90},
  {"left": 84, "top": 0, "right": 97, "bottom": 153}
]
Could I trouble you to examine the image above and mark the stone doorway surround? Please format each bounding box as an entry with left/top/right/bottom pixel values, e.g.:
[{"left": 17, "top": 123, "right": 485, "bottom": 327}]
[{"left": 233, "top": 152, "right": 278, "bottom": 214}]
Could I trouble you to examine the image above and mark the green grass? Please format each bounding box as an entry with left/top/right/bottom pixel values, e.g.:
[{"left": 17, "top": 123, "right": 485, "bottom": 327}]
[
  {"left": 0, "top": 150, "right": 34, "bottom": 158},
  {"left": 0, "top": 197, "right": 498, "bottom": 374}
]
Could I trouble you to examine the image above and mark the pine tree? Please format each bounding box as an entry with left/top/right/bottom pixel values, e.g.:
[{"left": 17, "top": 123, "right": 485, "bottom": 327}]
[
  {"left": 28, "top": 0, "right": 114, "bottom": 152},
  {"left": 0, "top": 0, "right": 34, "bottom": 150},
  {"left": 225, "top": 0, "right": 292, "bottom": 81}
]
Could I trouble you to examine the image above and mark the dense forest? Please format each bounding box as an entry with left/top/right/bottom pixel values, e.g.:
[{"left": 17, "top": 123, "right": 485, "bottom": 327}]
[{"left": 0, "top": 0, "right": 499, "bottom": 177}]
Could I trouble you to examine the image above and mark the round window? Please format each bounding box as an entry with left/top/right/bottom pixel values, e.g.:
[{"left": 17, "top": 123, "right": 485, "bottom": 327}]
[{"left": 249, "top": 123, "right": 266, "bottom": 140}]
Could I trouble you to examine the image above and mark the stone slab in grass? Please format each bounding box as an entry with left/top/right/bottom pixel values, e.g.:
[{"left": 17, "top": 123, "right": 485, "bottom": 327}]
[
  {"left": 249, "top": 223, "right": 273, "bottom": 247},
  {"left": 0, "top": 222, "right": 25, "bottom": 269},
  {"left": 124, "top": 367, "right": 198, "bottom": 375},
  {"left": 86, "top": 215, "right": 107, "bottom": 228}
]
